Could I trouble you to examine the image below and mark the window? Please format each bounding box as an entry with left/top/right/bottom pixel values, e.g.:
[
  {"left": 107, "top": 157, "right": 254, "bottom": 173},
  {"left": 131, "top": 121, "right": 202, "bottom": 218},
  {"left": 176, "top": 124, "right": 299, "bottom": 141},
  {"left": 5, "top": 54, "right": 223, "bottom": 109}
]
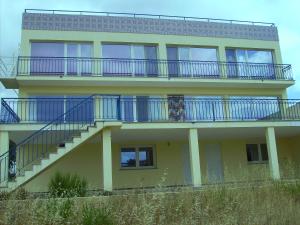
[
  {"left": 30, "top": 42, "right": 92, "bottom": 75},
  {"left": 167, "top": 46, "right": 218, "bottom": 77},
  {"left": 225, "top": 48, "right": 274, "bottom": 78},
  {"left": 246, "top": 144, "right": 269, "bottom": 163},
  {"left": 102, "top": 44, "right": 158, "bottom": 76},
  {"left": 120, "top": 146, "right": 154, "bottom": 168}
]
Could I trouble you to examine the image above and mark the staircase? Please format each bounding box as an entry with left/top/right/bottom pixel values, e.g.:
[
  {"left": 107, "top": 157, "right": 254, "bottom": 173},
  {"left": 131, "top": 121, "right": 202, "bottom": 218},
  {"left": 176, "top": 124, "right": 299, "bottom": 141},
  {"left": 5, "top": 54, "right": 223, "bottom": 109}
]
[{"left": 0, "top": 95, "right": 105, "bottom": 192}]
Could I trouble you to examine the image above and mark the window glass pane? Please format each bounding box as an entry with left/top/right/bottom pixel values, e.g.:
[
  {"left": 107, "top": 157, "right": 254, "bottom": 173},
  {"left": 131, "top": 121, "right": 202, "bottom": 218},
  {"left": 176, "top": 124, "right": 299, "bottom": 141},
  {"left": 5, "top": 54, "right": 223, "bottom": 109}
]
[
  {"left": 178, "top": 48, "right": 191, "bottom": 77},
  {"left": 246, "top": 144, "right": 259, "bottom": 162},
  {"left": 121, "top": 148, "right": 136, "bottom": 167},
  {"left": 167, "top": 47, "right": 179, "bottom": 77},
  {"left": 121, "top": 96, "right": 134, "bottom": 122},
  {"left": 260, "top": 144, "right": 269, "bottom": 161},
  {"left": 247, "top": 50, "right": 273, "bottom": 63},
  {"left": 31, "top": 42, "right": 64, "bottom": 75},
  {"left": 226, "top": 49, "right": 236, "bottom": 62},
  {"left": 67, "top": 44, "right": 78, "bottom": 75},
  {"left": 137, "top": 96, "right": 149, "bottom": 122},
  {"left": 139, "top": 147, "right": 153, "bottom": 167},
  {"left": 145, "top": 46, "right": 158, "bottom": 77},
  {"left": 35, "top": 96, "right": 64, "bottom": 122},
  {"left": 190, "top": 48, "right": 217, "bottom": 61},
  {"left": 226, "top": 49, "right": 238, "bottom": 77},
  {"left": 65, "top": 96, "right": 94, "bottom": 122},
  {"left": 102, "top": 44, "right": 131, "bottom": 75},
  {"left": 102, "top": 44, "right": 131, "bottom": 58},
  {"left": 31, "top": 42, "right": 64, "bottom": 57},
  {"left": 133, "top": 45, "right": 145, "bottom": 76},
  {"left": 81, "top": 44, "right": 92, "bottom": 57},
  {"left": 190, "top": 48, "right": 219, "bottom": 77},
  {"left": 102, "top": 96, "right": 119, "bottom": 120},
  {"left": 148, "top": 96, "right": 165, "bottom": 121},
  {"left": 81, "top": 44, "right": 92, "bottom": 75}
]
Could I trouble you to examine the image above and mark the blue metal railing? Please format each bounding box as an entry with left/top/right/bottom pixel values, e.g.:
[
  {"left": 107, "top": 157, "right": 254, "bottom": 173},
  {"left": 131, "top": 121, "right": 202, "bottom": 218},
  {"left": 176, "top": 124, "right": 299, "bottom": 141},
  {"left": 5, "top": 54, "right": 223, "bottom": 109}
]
[
  {"left": 16, "top": 57, "right": 293, "bottom": 80},
  {"left": 0, "top": 95, "right": 96, "bottom": 184},
  {"left": 2, "top": 96, "right": 300, "bottom": 124},
  {"left": 24, "top": 9, "right": 275, "bottom": 26}
]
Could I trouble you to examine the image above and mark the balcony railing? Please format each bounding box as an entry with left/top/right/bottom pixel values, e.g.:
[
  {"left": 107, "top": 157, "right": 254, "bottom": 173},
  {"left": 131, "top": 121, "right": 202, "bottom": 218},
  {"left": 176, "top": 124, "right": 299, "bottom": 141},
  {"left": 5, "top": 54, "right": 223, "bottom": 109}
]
[
  {"left": 1, "top": 96, "right": 300, "bottom": 124},
  {"left": 14, "top": 57, "right": 293, "bottom": 81}
]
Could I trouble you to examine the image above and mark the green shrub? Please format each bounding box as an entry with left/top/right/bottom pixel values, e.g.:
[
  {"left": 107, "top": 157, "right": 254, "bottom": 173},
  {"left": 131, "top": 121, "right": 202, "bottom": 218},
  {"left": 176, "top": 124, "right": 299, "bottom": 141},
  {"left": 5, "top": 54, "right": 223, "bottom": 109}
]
[
  {"left": 82, "top": 204, "right": 114, "bottom": 225},
  {"left": 48, "top": 172, "right": 87, "bottom": 198},
  {"left": 0, "top": 191, "right": 10, "bottom": 201},
  {"left": 13, "top": 187, "right": 29, "bottom": 200}
]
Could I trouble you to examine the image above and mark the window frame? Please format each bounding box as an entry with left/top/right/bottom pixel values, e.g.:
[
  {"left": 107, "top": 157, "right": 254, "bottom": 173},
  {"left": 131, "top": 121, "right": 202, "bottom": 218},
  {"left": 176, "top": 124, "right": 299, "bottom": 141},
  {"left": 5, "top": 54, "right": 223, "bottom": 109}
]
[
  {"left": 246, "top": 143, "right": 269, "bottom": 164},
  {"left": 120, "top": 145, "right": 156, "bottom": 169}
]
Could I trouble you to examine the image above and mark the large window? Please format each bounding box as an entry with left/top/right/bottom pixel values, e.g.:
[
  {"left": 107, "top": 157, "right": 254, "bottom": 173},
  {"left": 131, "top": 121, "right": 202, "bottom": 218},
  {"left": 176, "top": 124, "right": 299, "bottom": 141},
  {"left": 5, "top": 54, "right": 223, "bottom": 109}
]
[
  {"left": 246, "top": 144, "right": 268, "bottom": 163},
  {"left": 167, "top": 46, "right": 219, "bottom": 77},
  {"left": 30, "top": 42, "right": 92, "bottom": 75},
  {"left": 226, "top": 49, "right": 274, "bottom": 78},
  {"left": 120, "top": 146, "right": 154, "bottom": 168},
  {"left": 102, "top": 44, "right": 158, "bottom": 76}
]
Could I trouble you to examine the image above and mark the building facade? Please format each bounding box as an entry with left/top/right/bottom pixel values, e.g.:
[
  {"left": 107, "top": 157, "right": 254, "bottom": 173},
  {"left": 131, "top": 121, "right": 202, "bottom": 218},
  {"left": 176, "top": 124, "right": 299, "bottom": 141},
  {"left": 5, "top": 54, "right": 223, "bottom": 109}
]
[{"left": 0, "top": 9, "right": 299, "bottom": 192}]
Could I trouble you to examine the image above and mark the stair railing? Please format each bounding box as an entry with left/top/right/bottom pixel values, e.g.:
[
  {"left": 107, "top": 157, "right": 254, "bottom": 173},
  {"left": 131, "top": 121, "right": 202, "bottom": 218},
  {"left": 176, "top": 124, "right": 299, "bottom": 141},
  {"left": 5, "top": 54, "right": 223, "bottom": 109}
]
[{"left": 0, "top": 95, "right": 96, "bottom": 182}]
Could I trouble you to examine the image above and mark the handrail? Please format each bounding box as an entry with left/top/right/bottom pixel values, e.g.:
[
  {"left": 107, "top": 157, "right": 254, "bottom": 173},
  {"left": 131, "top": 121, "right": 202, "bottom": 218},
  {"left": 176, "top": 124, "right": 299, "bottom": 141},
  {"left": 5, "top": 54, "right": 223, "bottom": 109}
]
[
  {"left": 0, "top": 95, "right": 96, "bottom": 183},
  {"left": 15, "top": 56, "right": 293, "bottom": 81},
  {"left": 24, "top": 9, "right": 275, "bottom": 26}
]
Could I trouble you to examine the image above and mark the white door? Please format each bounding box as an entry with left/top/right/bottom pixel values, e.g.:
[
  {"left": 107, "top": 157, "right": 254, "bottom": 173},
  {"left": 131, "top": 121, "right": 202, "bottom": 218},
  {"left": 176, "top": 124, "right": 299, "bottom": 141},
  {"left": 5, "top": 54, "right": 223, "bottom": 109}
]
[
  {"left": 182, "top": 144, "right": 192, "bottom": 185},
  {"left": 205, "top": 144, "right": 224, "bottom": 183}
]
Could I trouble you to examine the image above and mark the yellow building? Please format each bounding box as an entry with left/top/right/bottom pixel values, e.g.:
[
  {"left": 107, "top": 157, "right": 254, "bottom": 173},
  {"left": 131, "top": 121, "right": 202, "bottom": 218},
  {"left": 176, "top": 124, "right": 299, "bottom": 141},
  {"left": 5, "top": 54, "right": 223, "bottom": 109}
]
[{"left": 0, "top": 9, "right": 299, "bottom": 193}]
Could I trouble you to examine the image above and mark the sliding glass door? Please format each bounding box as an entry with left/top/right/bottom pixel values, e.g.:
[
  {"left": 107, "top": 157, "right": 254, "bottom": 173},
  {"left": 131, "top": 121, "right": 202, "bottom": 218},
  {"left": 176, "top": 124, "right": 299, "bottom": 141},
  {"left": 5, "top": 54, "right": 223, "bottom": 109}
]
[{"left": 102, "top": 44, "right": 158, "bottom": 77}]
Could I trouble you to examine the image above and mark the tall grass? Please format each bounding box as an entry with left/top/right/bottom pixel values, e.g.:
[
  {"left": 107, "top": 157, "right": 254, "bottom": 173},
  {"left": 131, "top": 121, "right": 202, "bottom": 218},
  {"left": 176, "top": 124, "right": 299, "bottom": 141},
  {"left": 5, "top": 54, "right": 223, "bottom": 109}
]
[{"left": 1, "top": 180, "right": 300, "bottom": 225}]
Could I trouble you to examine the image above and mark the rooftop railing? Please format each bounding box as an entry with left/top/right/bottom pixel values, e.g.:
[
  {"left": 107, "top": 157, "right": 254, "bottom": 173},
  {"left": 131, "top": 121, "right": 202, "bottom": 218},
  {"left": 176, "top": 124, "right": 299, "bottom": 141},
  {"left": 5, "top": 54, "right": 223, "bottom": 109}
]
[
  {"left": 24, "top": 9, "right": 275, "bottom": 27},
  {"left": 1, "top": 96, "right": 300, "bottom": 124},
  {"left": 12, "top": 57, "right": 293, "bottom": 81}
]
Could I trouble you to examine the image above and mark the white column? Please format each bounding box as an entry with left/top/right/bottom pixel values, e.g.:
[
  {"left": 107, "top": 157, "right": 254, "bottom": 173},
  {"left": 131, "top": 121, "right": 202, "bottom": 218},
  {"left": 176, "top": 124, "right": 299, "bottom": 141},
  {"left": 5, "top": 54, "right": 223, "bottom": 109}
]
[
  {"left": 188, "top": 128, "right": 202, "bottom": 187},
  {"left": 0, "top": 131, "right": 9, "bottom": 185},
  {"left": 102, "top": 128, "right": 113, "bottom": 191},
  {"left": 218, "top": 45, "right": 227, "bottom": 78},
  {"left": 265, "top": 127, "right": 280, "bottom": 180}
]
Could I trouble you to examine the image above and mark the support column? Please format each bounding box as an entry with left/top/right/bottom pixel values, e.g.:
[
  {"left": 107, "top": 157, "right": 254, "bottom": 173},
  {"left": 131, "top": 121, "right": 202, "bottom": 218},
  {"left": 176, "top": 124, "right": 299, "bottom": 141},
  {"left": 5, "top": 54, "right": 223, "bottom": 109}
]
[
  {"left": 158, "top": 42, "right": 168, "bottom": 77},
  {"left": 265, "top": 127, "right": 280, "bottom": 180},
  {"left": 0, "top": 131, "right": 9, "bottom": 185},
  {"left": 188, "top": 128, "right": 202, "bottom": 187},
  {"left": 102, "top": 128, "right": 113, "bottom": 192},
  {"left": 218, "top": 45, "right": 227, "bottom": 78}
]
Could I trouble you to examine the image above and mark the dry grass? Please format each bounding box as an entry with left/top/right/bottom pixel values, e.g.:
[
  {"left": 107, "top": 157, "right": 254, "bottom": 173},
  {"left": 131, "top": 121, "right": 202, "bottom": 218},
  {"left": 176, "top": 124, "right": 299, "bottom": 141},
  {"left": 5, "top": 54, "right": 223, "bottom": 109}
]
[{"left": 0, "top": 180, "right": 300, "bottom": 225}]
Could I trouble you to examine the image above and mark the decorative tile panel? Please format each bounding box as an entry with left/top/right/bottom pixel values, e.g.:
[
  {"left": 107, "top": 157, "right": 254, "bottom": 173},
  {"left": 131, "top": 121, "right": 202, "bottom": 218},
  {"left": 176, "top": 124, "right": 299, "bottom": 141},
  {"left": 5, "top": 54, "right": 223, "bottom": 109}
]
[{"left": 22, "top": 13, "right": 279, "bottom": 41}]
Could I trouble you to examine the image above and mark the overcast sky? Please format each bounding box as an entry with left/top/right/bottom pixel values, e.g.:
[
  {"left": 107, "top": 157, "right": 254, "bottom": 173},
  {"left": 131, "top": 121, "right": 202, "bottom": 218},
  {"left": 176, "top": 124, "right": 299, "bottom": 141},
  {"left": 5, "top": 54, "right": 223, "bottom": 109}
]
[{"left": 0, "top": 0, "right": 299, "bottom": 99}]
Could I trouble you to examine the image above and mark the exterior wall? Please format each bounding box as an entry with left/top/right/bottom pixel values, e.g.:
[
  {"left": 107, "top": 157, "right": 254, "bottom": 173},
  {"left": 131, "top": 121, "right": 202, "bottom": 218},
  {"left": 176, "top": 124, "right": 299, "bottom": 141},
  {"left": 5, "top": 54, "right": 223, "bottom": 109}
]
[
  {"left": 24, "top": 136, "right": 300, "bottom": 192},
  {"left": 20, "top": 29, "right": 283, "bottom": 64},
  {"left": 18, "top": 86, "right": 285, "bottom": 99}
]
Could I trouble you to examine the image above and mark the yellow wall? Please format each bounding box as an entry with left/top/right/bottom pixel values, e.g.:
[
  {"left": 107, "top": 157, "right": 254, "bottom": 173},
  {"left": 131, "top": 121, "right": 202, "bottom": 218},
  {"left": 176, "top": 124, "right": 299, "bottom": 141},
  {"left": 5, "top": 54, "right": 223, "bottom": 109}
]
[{"left": 24, "top": 136, "right": 300, "bottom": 192}]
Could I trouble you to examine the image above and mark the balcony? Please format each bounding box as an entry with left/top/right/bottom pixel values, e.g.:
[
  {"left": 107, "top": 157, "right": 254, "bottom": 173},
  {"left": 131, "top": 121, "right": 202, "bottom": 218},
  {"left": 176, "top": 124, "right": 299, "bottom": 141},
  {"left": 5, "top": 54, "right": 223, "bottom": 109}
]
[
  {"left": 12, "top": 57, "right": 292, "bottom": 80},
  {"left": 1, "top": 96, "right": 300, "bottom": 124}
]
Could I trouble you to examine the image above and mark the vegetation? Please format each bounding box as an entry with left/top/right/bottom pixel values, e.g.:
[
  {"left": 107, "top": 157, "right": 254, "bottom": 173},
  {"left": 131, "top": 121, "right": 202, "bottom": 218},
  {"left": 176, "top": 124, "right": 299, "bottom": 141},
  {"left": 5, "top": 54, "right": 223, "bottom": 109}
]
[
  {"left": 0, "top": 180, "right": 300, "bottom": 225},
  {"left": 48, "top": 172, "right": 87, "bottom": 198}
]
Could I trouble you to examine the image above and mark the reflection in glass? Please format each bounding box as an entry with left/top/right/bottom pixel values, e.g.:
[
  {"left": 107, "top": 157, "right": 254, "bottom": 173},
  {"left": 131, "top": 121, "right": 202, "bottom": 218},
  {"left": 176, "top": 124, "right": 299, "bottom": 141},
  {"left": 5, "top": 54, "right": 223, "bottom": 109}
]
[
  {"left": 31, "top": 42, "right": 64, "bottom": 75},
  {"left": 246, "top": 144, "right": 259, "bottom": 162},
  {"left": 139, "top": 147, "right": 154, "bottom": 167},
  {"left": 121, "top": 148, "right": 136, "bottom": 167}
]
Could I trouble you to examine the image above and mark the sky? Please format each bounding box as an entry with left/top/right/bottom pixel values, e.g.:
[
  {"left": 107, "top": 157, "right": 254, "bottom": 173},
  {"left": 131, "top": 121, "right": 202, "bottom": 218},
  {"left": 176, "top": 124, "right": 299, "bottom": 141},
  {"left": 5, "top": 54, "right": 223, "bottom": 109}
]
[{"left": 0, "top": 0, "right": 299, "bottom": 99}]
